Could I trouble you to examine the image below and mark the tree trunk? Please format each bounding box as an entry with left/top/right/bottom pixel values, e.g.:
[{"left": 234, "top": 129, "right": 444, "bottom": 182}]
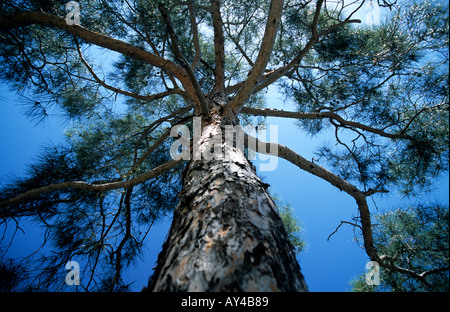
[{"left": 146, "top": 117, "right": 308, "bottom": 292}]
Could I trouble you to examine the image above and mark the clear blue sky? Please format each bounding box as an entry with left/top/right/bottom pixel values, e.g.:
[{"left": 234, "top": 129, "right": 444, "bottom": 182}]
[{"left": 1, "top": 83, "right": 448, "bottom": 292}]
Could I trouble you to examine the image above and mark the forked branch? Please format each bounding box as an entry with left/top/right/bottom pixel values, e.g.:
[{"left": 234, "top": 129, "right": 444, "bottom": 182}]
[
  {"left": 0, "top": 11, "right": 206, "bottom": 114},
  {"left": 158, "top": 4, "right": 209, "bottom": 117},
  {"left": 226, "top": 0, "right": 284, "bottom": 113},
  {"left": 0, "top": 12, "right": 185, "bottom": 80}
]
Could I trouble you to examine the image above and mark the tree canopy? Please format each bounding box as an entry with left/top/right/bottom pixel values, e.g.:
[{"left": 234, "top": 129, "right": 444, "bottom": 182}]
[{"left": 0, "top": 0, "right": 448, "bottom": 291}]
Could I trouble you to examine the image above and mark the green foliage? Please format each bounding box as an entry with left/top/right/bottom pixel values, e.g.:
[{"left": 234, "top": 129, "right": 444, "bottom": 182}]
[
  {"left": 282, "top": 0, "right": 449, "bottom": 195},
  {"left": 271, "top": 193, "right": 306, "bottom": 255},
  {"left": 350, "top": 204, "right": 449, "bottom": 292},
  {"left": 278, "top": 204, "right": 306, "bottom": 255}
]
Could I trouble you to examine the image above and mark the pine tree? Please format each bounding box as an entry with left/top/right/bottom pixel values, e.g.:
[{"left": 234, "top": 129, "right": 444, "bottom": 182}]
[{"left": 0, "top": 0, "right": 448, "bottom": 291}]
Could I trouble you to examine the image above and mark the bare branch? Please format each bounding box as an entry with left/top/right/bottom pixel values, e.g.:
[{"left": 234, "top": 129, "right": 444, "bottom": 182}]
[
  {"left": 223, "top": 3, "right": 260, "bottom": 69},
  {"left": 225, "top": 27, "right": 317, "bottom": 96},
  {"left": 318, "top": 18, "right": 362, "bottom": 37},
  {"left": 420, "top": 266, "right": 450, "bottom": 278},
  {"left": 131, "top": 105, "right": 193, "bottom": 171},
  {"left": 327, "top": 220, "right": 363, "bottom": 241},
  {"left": 225, "top": 0, "right": 362, "bottom": 96},
  {"left": 132, "top": 127, "right": 172, "bottom": 173},
  {"left": 227, "top": 33, "right": 255, "bottom": 67}
]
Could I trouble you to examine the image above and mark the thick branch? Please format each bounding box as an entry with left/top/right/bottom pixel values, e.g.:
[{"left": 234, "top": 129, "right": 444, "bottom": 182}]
[
  {"left": 0, "top": 11, "right": 188, "bottom": 83},
  {"left": 225, "top": 1, "right": 361, "bottom": 96},
  {"left": 226, "top": 0, "right": 284, "bottom": 113},
  {"left": 244, "top": 133, "right": 435, "bottom": 286},
  {"left": 210, "top": 0, "right": 226, "bottom": 93},
  {"left": 158, "top": 4, "right": 209, "bottom": 117},
  {"left": 225, "top": 0, "right": 321, "bottom": 97},
  {"left": 0, "top": 159, "right": 181, "bottom": 210},
  {"left": 241, "top": 107, "right": 411, "bottom": 140},
  {"left": 187, "top": 0, "right": 201, "bottom": 69},
  {"left": 224, "top": 27, "right": 317, "bottom": 96}
]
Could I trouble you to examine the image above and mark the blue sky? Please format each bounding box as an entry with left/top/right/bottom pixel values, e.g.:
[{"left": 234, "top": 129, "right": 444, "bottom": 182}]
[{"left": 1, "top": 82, "right": 448, "bottom": 292}]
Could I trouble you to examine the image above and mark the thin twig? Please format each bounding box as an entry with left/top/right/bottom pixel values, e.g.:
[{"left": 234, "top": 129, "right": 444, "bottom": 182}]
[{"left": 327, "top": 220, "right": 363, "bottom": 241}]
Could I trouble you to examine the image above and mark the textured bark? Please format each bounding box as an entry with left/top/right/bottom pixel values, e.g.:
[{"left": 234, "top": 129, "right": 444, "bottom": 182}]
[{"left": 146, "top": 118, "right": 308, "bottom": 292}]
